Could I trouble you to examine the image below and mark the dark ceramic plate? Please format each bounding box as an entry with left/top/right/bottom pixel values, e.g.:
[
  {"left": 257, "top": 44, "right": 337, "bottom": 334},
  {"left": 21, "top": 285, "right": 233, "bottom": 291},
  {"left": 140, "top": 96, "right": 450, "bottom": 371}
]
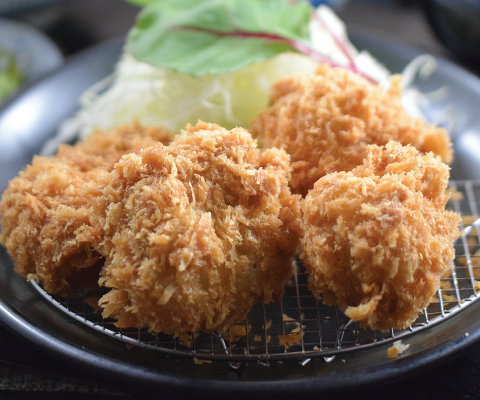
[{"left": 1, "top": 33, "right": 480, "bottom": 396}]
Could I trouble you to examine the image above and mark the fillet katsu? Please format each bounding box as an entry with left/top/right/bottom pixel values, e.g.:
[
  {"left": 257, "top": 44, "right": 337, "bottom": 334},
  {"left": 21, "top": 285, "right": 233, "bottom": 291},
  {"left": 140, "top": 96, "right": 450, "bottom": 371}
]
[{"left": 251, "top": 65, "right": 452, "bottom": 195}]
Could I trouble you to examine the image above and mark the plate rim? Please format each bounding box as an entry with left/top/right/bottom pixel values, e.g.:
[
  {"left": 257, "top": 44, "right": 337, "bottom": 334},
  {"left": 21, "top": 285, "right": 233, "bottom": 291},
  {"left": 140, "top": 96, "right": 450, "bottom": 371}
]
[{"left": 1, "top": 32, "right": 480, "bottom": 394}]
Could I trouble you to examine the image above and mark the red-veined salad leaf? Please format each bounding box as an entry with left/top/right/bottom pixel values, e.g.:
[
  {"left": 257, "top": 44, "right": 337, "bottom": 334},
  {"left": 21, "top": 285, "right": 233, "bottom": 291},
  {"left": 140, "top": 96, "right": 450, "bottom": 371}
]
[{"left": 126, "top": 0, "right": 314, "bottom": 76}]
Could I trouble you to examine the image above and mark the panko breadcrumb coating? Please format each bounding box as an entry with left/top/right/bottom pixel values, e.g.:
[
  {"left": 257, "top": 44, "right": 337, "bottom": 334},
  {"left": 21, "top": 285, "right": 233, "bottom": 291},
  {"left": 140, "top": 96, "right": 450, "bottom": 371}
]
[
  {"left": 251, "top": 65, "right": 453, "bottom": 195},
  {"left": 94, "top": 121, "right": 302, "bottom": 335},
  {"left": 0, "top": 123, "right": 171, "bottom": 293},
  {"left": 300, "top": 141, "right": 460, "bottom": 330}
]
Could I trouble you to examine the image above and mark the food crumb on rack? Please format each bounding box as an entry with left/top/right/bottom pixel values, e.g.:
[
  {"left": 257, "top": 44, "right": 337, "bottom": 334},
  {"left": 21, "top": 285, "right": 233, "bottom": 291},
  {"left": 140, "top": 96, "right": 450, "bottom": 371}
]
[
  {"left": 291, "top": 325, "right": 302, "bottom": 334},
  {"left": 193, "top": 357, "right": 212, "bottom": 365},
  {"left": 228, "top": 324, "right": 251, "bottom": 342},
  {"left": 177, "top": 332, "right": 197, "bottom": 347},
  {"left": 449, "top": 188, "right": 463, "bottom": 202},
  {"left": 253, "top": 334, "right": 272, "bottom": 344},
  {"left": 387, "top": 340, "right": 410, "bottom": 359},
  {"left": 278, "top": 332, "right": 304, "bottom": 349},
  {"left": 230, "top": 325, "right": 247, "bottom": 336},
  {"left": 282, "top": 313, "right": 296, "bottom": 322},
  {"left": 461, "top": 215, "right": 476, "bottom": 226},
  {"left": 440, "top": 281, "right": 458, "bottom": 303},
  {"left": 441, "top": 292, "right": 457, "bottom": 302}
]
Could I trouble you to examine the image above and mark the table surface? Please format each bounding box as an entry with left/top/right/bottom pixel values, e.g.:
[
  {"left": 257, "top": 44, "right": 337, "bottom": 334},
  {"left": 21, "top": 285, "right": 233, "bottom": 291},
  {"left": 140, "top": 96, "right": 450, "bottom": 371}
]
[{"left": 1, "top": 1, "right": 480, "bottom": 399}]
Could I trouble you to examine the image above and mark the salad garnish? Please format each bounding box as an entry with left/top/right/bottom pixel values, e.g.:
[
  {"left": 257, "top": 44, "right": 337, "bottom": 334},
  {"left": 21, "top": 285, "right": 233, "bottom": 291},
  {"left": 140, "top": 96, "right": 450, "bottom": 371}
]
[
  {"left": 0, "top": 48, "right": 23, "bottom": 105},
  {"left": 127, "top": 0, "right": 375, "bottom": 81}
]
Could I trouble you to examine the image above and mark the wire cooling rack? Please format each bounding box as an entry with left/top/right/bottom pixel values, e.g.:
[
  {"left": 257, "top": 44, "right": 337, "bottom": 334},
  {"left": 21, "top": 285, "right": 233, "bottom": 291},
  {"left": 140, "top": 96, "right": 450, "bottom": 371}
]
[{"left": 30, "top": 179, "right": 480, "bottom": 362}]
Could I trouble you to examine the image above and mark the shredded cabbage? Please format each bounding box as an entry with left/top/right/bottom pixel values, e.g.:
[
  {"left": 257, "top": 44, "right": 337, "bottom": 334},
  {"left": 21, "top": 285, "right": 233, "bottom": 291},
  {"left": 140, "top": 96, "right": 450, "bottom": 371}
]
[
  {"left": 65, "top": 52, "right": 318, "bottom": 139},
  {"left": 401, "top": 54, "right": 456, "bottom": 132}
]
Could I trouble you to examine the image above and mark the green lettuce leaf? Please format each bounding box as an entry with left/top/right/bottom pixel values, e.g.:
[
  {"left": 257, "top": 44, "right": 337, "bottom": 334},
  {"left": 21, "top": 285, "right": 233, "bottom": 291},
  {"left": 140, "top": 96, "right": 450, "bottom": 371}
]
[{"left": 126, "top": 0, "right": 313, "bottom": 76}]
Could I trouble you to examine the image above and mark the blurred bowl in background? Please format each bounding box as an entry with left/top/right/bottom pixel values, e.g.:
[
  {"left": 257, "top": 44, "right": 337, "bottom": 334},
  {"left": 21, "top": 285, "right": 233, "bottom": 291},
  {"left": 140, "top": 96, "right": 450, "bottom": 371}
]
[
  {"left": 0, "top": 0, "right": 61, "bottom": 17},
  {"left": 422, "top": 0, "right": 480, "bottom": 67},
  {"left": 0, "top": 17, "right": 63, "bottom": 104},
  {"left": 310, "top": 0, "right": 350, "bottom": 10}
]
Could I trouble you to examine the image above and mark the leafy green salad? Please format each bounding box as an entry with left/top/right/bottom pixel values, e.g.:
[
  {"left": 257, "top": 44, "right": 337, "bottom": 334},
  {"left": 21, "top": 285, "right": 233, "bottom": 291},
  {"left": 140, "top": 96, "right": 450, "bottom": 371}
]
[{"left": 44, "top": 0, "right": 414, "bottom": 154}]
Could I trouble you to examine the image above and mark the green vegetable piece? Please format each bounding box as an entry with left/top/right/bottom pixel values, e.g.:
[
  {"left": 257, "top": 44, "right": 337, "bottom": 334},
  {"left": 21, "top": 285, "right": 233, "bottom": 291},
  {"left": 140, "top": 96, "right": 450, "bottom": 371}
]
[
  {"left": 126, "top": 0, "right": 313, "bottom": 76},
  {"left": 0, "top": 48, "right": 24, "bottom": 104}
]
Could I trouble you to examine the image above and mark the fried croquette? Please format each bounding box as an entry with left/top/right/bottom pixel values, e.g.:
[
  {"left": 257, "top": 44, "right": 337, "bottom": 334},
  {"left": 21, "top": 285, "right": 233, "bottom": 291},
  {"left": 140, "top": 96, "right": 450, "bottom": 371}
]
[
  {"left": 0, "top": 123, "right": 171, "bottom": 293},
  {"left": 251, "top": 65, "right": 453, "bottom": 195},
  {"left": 93, "top": 121, "right": 302, "bottom": 335},
  {"left": 300, "top": 141, "right": 460, "bottom": 330}
]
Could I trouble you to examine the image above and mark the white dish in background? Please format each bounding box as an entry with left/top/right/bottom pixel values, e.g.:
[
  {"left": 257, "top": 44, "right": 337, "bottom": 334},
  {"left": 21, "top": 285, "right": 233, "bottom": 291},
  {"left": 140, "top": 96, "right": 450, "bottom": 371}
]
[{"left": 0, "top": 0, "right": 61, "bottom": 17}]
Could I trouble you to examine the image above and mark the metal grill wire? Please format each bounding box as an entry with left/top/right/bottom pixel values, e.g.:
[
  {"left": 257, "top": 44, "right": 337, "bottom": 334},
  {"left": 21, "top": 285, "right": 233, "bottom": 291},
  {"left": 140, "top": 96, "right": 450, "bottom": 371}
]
[{"left": 30, "top": 180, "right": 480, "bottom": 362}]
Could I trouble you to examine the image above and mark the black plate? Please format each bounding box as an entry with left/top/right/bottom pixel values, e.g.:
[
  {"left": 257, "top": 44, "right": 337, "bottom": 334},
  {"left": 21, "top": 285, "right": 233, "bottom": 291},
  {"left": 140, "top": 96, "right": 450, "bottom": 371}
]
[{"left": 1, "top": 33, "right": 480, "bottom": 396}]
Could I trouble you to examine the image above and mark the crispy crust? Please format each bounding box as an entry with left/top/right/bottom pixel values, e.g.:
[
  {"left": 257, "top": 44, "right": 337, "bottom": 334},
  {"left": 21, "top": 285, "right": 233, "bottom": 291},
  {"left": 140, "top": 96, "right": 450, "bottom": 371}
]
[
  {"left": 251, "top": 65, "right": 453, "bottom": 195},
  {"left": 0, "top": 123, "right": 171, "bottom": 293},
  {"left": 93, "top": 122, "right": 302, "bottom": 335},
  {"left": 300, "top": 141, "right": 460, "bottom": 330}
]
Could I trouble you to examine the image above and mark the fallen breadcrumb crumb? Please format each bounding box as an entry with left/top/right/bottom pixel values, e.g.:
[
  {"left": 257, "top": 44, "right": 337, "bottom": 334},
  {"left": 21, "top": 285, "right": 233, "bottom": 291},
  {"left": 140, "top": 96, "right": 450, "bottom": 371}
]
[
  {"left": 440, "top": 281, "right": 457, "bottom": 303},
  {"left": 387, "top": 340, "right": 410, "bottom": 359},
  {"left": 177, "top": 332, "right": 196, "bottom": 348},
  {"left": 291, "top": 326, "right": 301, "bottom": 334},
  {"left": 449, "top": 189, "right": 463, "bottom": 202},
  {"left": 278, "top": 332, "right": 304, "bottom": 349},
  {"left": 461, "top": 215, "right": 477, "bottom": 226},
  {"left": 282, "top": 313, "right": 296, "bottom": 322},
  {"left": 229, "top": 325, "right": 250, "bottom": 341},
  {"left": 193, "top": 358, "right": 213, "bottom": 365}
]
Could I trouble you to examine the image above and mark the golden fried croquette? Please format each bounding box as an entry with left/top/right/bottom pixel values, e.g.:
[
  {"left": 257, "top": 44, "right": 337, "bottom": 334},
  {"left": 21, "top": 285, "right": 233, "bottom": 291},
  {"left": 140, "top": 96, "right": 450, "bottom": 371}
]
[
  {"left": 0, "top": 123, "right": 171, "bottom": 293},
  {"left": 64, "top": 122, "right": 172, "bottom": 171},
  {"left": 251, "top": 65, "right": 453, "bottom": 195},
  {"left": 300, "top": 141, "right": 460, "bottom": 330},
  {"left": 94, "top": 121, "right": 302, "bottom": 335}
]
